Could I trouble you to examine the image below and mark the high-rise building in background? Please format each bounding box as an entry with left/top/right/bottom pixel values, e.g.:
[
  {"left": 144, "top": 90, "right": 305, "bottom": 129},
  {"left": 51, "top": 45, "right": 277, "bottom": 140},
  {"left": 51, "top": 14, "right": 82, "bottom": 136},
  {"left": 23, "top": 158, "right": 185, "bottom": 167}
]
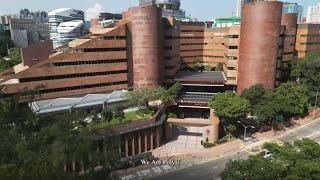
[
  {"left": 213, "top": 16, "right": 241, "bottom": 28},
  {"left": 283, "top": 2, "right": 303, "bottom": 22},
  {"left": 9, "top": 18, "right": 39, "bottom": 48},
  {"left": 307, "top": 3, "right": 320, "bottom": 23},
  {"left": 139, "top": 0, "right": 156, "bottom": 7},
  {"left": 236, "top": 0, "right": 244, "bottom": 17},
  {"left": 56, "top": 20, "right": 84, "bottom": 47},
  {"left": 139, "top": 0, "right": 185, "bottom": 19},
  {"left": 48, "top": 8, "right": 84, "bottom": 48}
]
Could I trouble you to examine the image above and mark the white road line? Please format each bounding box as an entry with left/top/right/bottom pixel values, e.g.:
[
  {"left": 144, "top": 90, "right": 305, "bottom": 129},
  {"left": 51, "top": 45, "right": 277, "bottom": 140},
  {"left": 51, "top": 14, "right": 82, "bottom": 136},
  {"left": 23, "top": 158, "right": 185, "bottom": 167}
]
[
  {"left": 121, "top": 175, "right": 136, "bottom": 180},
  {"left": 152, "top": 167, "right": 162, "bottom": 174},
  {"left": 161, "top": 164, "right": 172, "bottom": 171},
  {"left": 137, "top": 169, "right": 151, "bottom": 177},
  {"left": 306, "top": 131, "right": 320, "bottom": 138}
]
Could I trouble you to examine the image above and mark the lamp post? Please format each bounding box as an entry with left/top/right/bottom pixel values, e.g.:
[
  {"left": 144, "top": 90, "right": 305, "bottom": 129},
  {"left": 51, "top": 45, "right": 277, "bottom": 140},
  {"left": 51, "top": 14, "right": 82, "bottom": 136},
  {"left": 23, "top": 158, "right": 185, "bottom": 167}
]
[
  {"left": 237, "top": 121, "right": 255, "bottom": 142},
  {"left": 313, "top": 88, "right": 319, "bottom": 119}
]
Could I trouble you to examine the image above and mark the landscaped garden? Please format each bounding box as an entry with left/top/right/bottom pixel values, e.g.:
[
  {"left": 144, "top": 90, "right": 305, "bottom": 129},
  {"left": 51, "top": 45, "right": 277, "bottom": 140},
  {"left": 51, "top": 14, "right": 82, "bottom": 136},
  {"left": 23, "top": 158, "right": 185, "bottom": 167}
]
[
  {"left": 85, "top": 107, "right": 158, "bottom": 130},
  {"left": 81, "top": 83, "right": 182, "bottom": 131}
]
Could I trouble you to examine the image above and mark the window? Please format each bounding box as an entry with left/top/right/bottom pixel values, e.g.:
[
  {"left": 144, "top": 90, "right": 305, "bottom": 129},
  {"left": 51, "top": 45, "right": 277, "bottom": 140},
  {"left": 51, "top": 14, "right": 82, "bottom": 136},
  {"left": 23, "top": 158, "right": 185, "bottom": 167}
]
[
  {"left": 40, "top": 81, "right": 128, "bottom": 94},
  {"left": 19, "top": 70, "right": 128, "bottom": 83},
  {"left": 53, "top": 59, "right": 127, "bottom": 66},
  {"left": 228, "top": 46, "right": 238, "bottom": 49},
  {"left": 83, "top": 48, "right": 126, "bottom": 52}
]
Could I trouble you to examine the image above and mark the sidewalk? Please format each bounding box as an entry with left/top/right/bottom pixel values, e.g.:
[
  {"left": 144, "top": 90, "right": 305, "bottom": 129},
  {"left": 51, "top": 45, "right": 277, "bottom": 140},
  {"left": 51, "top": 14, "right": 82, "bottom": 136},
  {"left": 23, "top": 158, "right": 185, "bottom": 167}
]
[
  {"left": 116, "top": 109, "right": 320, "bottom": 180},
  {"left": 245, "top": 109, "right": 320, "bottom": 148}
]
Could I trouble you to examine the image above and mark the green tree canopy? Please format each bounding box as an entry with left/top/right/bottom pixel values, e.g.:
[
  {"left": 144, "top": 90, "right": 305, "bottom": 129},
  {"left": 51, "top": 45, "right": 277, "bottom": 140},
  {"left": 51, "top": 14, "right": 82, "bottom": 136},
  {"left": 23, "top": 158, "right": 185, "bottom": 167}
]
[
  {"left": 0, "top": 96, "right": 122, "bottom": 179},
  {"left": 0, "top": 38, "right": 14, "bottom": 57},
  {"left": 209, "top": 91, "right": 251, "bottom": 122},
  {"left": 289, "top": 50, "right": 320, "bottom": 102},
  {"left": 241, "top": 84, "right": 266, "bottom": 107},
  {"left": 221, "top": 139, "right": 320, "bottom": 180},
  {"left": 275, "top": 82, "right": 309, "bottom": 118},
  {"left": 253, "top": 90, "right": 280, "bottom": 125}
]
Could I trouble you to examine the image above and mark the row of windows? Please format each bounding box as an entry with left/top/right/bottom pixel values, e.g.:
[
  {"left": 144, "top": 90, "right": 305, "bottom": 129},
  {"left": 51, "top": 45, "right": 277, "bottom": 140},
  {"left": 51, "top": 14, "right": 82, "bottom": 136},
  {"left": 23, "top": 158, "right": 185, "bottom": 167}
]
[
  {"left": 53, "top": 59, "right": 127, "bottom": 66},
  {"left": 225, "top": 56, "right": 238, "bottom": 60},
  {"left": 180, "top": 49, "right": 203, "bottom": 52},
  {"left": 203, "top": 55, "right": 224, "bottom": 59},
  {"left": 225, "top": 35, "right": 239, "bottom": 39},
  {"left": 227, "top": 67, "right": 237, "bottom": 70},
  {"left": 20, "top": 70, "right": 128, "bottom": 83},
  {"left": 228, "top": 46, "right": 238, "bottom": 49},
  {"left": 40, "top": 81, "right": 128, "bottom": 94},
  {"left": 180, "top": 37, "right": 204, "bottom": 39},
  {"left": 181, "top": 30, "right": 204, "bottom": 33},
  {"left": 83, "top": 48, "right": 127, "bottom": 52},
  {"left": 300, "top": 34, "right": 320, "bottom": 38},
  {"left": 181, "top": 43, "right": 207, "bottom": 46},
  {"left": 300, "top": 42, "right": 320, "bottom": 45},
  {"left": 103, "top": 36, "right": 126, "bottom": 40}
]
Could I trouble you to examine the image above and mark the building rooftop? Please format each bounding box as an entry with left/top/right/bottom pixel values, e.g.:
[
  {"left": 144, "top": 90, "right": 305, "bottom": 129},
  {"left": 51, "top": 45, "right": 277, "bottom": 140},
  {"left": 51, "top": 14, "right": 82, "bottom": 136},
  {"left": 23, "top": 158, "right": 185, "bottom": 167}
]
[
  {"left": 48, "top": 8, "right": 72, "bottom": 16},
  {"left": 174, "top": 71, "right": 227, "bottom": 86},
  {"left": 28, "top": 90, "right": 127, "bottom": 114}
]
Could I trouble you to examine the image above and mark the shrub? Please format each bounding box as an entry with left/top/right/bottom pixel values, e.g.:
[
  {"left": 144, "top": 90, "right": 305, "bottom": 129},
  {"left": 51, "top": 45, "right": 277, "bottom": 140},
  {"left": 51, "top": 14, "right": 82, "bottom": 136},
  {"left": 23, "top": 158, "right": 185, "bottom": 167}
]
[
  {"left": 101, "top": 109, "right": 113, "bottom": 122},
  {"left": 114, "top": 107, "right": 125, "bottom": 122},
  {"left": 203, "top": 142, "right": 215, "bottom": 148},
  {"left": 167, "top": 112, "right": 177, "bottom": 118}
]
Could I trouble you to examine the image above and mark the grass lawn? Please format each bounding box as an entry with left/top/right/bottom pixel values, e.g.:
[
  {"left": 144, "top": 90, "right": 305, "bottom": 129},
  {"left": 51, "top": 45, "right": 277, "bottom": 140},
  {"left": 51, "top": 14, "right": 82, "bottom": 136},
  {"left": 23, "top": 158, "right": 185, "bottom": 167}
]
[{"left": 85, "top": 109, "right": 156, "bottom": 130}]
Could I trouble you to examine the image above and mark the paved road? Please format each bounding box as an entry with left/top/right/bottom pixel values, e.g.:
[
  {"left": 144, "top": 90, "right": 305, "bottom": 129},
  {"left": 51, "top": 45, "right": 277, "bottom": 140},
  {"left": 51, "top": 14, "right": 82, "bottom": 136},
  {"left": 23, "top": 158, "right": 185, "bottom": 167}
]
[
  {"left": 279, "top": 119, "right": 320, "bottom": 143},
  {"left": 150, "top": 119, "right": 320, "bottom": 180},
  {"left": 149, "top": 151, "right": 249, "bottom": 180}
]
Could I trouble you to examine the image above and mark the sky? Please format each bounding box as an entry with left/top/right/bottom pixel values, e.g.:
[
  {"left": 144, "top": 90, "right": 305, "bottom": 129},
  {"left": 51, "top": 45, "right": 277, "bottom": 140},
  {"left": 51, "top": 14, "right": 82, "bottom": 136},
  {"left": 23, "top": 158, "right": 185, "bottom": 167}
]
[{"left": 0, "top": 0, "right": 318, "bottom": 20}]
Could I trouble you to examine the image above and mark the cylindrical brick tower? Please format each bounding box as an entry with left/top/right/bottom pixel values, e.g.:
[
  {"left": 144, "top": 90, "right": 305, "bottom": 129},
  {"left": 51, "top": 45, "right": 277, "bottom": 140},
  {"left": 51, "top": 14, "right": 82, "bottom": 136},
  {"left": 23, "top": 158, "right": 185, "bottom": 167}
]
[
  {"left": 237, "top": 1, "right": 283, "bottom": 94},
  {"left": 125, "top": 6, "right": 163, "bottom": 88},
  {"left": 281, "top": 13, "right": 298, "bottom": 64},
  {"left": 281, "top": 13, "right": 298, "bottom": 30}
]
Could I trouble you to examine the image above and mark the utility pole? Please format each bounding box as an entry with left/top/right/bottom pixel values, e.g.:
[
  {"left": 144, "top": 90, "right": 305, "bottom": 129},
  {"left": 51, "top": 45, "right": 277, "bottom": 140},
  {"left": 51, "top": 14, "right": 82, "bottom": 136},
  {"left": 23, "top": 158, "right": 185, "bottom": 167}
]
[{"left": 313, "top": 88, "right": 319, "bottom": 119}]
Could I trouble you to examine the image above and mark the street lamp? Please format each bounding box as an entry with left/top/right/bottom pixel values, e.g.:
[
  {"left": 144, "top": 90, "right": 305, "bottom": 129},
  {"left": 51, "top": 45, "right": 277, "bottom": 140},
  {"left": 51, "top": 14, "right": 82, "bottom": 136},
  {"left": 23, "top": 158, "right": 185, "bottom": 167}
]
[{"left": 237, "top": 121, "right": 255, "bottom": 142}]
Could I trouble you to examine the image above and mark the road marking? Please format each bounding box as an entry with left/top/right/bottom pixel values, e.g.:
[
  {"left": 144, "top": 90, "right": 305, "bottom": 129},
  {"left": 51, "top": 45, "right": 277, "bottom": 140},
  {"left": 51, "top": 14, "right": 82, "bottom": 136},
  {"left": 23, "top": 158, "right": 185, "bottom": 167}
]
[
  {"left": 121, "top": 175, "right": 136, "bottom": 180},
  {"left": 161, "top": 165, "right": 172, "bottom": 171},
  {"left": 137, "top": 169, "right": 151, "bottom": 177},
  {"left": 305, "top": 131, "right": 320, "bottom": 138},
  {"left": 152, "top": 167, "right": 162, "bottom": 174}
]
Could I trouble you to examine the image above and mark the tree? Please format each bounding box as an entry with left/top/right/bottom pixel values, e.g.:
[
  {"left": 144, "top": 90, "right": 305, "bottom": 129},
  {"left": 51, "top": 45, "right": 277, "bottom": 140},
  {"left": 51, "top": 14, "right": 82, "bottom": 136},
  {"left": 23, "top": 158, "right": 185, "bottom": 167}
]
[
  {"left": 193, "top": 59, "right": 204, "bottom": 71},
  {"left": 101, "top": 108, "right": 113, "bottom": 122},
  {"left": 275, "top": 82, "right": 309, "bottom": 118},
  {"left": 0, "top": 47, "right": 21, "bottom": 71},
  {"left": 253, "top": 90, "right": 280, "bottom": 127},
  {"left": 209, "top": 91, "right": 251, "bottom": 122},
  {"left": 114, "top": 107, "right": 125, "bottom": 122},
  {"left": 241, "top": 84, "right": 266, "bottom": 107},
  {"left": 0, "top": 38, "right": 14, "bottom": 57},
  {"left": 209, "top": 92, "right": 251, "bottom": 136},
  {"left": 215, "top": 62, "right": 223, "bottom": 71},
  {"left": 289, "top": 50, "right": 320, "bottom": 103},
  {"left": 0, "top": 96, "right": 122, "bottom": 179},
  {"left": 125, "top": 87, "right": 167, "bottom": 108},
  {"left": 221, "top": 139, "right": 320, "bottom": 180},
  {"left": 161, "top": 83, "right": 182, "bottom": 103}
]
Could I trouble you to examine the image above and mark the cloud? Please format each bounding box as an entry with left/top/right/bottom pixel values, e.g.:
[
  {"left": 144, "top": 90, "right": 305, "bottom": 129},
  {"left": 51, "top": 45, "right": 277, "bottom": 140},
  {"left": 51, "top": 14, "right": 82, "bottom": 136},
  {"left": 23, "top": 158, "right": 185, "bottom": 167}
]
[{"left": 86, "top": 3, "right": 104, "bottom": 20}]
